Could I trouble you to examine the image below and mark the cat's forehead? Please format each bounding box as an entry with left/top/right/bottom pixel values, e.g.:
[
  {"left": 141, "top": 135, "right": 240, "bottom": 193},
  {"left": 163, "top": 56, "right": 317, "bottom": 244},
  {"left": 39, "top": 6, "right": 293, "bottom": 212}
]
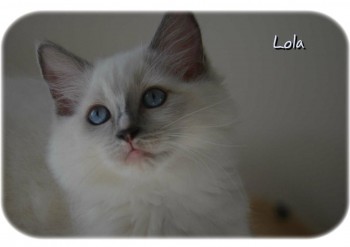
[
  {"left": 91, "top": 49, "right": 149, "bottom": 91},
  {"left": 87, "top": 48, "right": 184, "bottom": 101},
  {"left": 84, "top": 48, "right": 152, "bottom": 108}
]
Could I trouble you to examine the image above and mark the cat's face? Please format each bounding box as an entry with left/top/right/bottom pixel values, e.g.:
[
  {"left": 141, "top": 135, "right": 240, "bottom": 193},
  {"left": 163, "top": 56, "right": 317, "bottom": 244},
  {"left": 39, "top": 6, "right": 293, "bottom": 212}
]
[
  {"left": 74, "top": 49, "right": 228, "bottom": 170},
  {"left": 38, "top": 13, "right": 233, "bottom": 172}
]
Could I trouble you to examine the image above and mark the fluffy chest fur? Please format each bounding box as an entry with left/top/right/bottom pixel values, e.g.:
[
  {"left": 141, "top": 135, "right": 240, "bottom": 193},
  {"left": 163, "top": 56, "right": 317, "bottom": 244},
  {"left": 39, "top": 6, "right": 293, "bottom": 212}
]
[{"left": 49, "top": 123, "right": 249, "bottom": 236}]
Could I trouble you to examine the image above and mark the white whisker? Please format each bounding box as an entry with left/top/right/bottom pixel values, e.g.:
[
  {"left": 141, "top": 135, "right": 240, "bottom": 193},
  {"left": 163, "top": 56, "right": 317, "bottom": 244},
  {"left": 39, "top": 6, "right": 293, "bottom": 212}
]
[
  {"left": 166, "top": 133, "right": 246, "bottom": 148},
  {"left": 159, "top": 97, "right": 232, "bottom": 130},
  {"left": 166, "top": 141, "right": 247, "bottom": 202}
]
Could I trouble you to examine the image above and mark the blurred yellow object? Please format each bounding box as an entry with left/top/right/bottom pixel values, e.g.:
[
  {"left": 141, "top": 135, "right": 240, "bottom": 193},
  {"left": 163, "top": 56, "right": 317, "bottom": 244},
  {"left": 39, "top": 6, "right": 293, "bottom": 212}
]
[{"left": 250, "top": 198, "right": 313, "bottom": 237}]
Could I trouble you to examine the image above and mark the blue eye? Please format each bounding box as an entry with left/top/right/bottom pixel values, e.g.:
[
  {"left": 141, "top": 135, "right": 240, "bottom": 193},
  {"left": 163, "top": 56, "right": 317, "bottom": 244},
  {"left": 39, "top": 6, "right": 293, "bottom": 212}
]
[
  {"left": 87, "top": 105, "right": 111, "bottom": 125},
  {"left": 143, "top": 88, "right": 166, "bottom": 108}
]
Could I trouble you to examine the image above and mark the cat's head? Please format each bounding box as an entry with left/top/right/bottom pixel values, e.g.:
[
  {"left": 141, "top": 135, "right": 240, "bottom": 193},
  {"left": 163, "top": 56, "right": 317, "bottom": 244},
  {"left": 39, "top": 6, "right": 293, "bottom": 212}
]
[{"left": 37, "top": 13, "right": 234, "bottom": 173}]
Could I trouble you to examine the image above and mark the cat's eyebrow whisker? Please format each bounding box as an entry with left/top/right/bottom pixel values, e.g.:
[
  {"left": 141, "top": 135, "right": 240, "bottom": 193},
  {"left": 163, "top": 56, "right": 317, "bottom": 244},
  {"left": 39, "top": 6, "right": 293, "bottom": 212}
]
[{"left": 159, "top": 97, "right": 232, "bottom": 130}]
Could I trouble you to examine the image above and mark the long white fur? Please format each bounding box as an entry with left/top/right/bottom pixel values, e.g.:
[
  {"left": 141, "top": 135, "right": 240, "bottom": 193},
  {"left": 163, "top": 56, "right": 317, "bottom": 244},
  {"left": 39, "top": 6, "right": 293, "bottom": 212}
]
[
  {"left": 5, "top": 15, "right": 250, "bottom": 236},
  {"left": 5, "top": 50, "right": 250, "bottom": 236},
  {"left": 45, "top": 46, "right": 250, "bottom": 236},
  {"left": 4, "top": 77, "right": 72, "bottom": 235}
]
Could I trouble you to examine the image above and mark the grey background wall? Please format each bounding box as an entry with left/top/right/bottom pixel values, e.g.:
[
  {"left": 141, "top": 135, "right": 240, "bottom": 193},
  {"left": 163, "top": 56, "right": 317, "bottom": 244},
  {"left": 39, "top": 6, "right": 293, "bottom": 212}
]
[{"left": 3, "top": 13, "right": 347, "bottom": 234}]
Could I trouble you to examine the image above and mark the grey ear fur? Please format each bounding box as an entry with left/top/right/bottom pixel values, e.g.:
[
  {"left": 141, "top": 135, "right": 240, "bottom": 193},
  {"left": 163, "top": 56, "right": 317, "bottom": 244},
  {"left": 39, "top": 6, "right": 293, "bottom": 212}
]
[
  {"left": 149, "top": 13, "right": 207, "bottom": 81},
  {"left": 37, "top": 41, "right": 91, "bottom": 116}
]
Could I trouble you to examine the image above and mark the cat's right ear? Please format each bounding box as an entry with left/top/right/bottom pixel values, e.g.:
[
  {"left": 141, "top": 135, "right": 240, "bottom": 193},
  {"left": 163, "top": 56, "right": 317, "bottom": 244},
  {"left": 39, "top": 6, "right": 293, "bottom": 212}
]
[{"left": 37, "top": 41, "right": 92, "bottom": 116}]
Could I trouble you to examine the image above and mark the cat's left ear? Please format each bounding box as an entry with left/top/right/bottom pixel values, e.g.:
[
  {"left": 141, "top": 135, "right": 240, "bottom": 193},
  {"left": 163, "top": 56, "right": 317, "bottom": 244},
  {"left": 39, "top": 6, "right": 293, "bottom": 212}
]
[
  {"left": 37, "top": 41, "right": 92, "bottom": 116},
  {"left": 149, "top": 13, "right": 207, "bottom": 81}
]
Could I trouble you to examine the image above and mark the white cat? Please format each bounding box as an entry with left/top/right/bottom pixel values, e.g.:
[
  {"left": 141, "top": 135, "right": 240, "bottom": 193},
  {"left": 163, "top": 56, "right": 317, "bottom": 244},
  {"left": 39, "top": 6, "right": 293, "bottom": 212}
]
[{"left": 5, "top": 13, "right": 250, "bottom": 236}]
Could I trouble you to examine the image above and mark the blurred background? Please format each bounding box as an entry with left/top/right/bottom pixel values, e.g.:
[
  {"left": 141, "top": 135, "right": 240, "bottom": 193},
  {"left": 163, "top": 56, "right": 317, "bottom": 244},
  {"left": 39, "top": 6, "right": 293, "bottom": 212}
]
[{"left": 3, "top": 12, "right": 347, "bottom": 236}]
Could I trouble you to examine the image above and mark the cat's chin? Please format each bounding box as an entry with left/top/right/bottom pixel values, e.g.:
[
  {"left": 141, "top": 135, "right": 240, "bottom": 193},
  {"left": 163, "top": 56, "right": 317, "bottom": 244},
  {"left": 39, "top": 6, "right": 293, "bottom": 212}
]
[
  {"left": 118, "top": 146, "right": 171, "bottom": 167},
  {"left": 123, "top": 148, "right": 153, "bottom": 164}
]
